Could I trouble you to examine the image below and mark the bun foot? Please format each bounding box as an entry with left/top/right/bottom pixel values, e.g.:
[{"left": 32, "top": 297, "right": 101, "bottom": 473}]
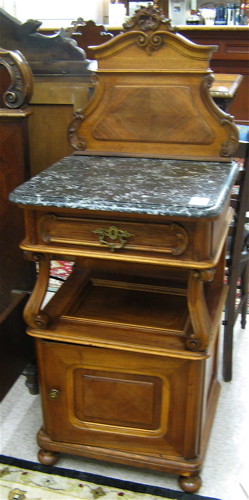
[
  {"left": 38, "top": 448, "right": 60, "bottom": 465},
  {"left": 178, "top": 474, "right": 202, "bottom": 493}
]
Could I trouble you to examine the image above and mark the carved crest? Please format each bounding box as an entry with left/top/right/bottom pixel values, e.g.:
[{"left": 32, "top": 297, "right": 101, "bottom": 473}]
[
  {"left": 68, "top": 5, "right": 238, "bottom": 160},
  {"left": 123, "top": 4, "right": 174, "bottom": 33}
]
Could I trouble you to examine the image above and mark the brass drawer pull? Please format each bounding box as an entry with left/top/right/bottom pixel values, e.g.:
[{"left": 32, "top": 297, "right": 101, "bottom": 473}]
[
  {"left": 49, "top": 389, "right": 60, "bottom": 400},
  {"left": 92, "top": 226, "right": 134, "bottom": 252}
]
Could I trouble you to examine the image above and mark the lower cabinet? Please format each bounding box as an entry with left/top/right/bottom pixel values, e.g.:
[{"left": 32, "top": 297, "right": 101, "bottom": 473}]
[{"left": 36, "top": 337, "right": 220, "bottom": 481}]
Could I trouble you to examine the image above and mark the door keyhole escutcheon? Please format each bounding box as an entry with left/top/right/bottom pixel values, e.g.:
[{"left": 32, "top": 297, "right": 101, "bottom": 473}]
[{"left": 49, "top": 389, "right": 60, "bottom": 400}]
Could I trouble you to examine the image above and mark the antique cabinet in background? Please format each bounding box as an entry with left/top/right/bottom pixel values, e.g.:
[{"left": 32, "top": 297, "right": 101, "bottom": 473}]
[
  {"left": 0, "top": 48, "right": 35, "bottom": 400},
  {"left": 178, "top": 26, "right": 249, "bottom": 125}
]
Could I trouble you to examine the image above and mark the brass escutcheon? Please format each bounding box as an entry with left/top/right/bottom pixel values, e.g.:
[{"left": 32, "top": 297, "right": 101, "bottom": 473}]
[
  {"left": 49, "top": 389, "right": 60, "bottom": 400},
  {"left": 92, "top": 226, "right": 134, "bottom": 252}
]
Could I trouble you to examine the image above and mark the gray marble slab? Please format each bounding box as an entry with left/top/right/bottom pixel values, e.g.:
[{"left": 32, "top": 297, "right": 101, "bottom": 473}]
[{"left": 9, "top": 155, "right": 238, "bottom": 218}]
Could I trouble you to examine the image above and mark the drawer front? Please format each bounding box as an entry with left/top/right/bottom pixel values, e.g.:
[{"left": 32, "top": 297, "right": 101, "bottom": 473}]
[{"left": 38, "top": 213, "right": 189, "bottom": 258}]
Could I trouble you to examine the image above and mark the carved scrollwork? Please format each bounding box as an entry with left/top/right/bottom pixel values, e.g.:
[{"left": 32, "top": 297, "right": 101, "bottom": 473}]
[
  {"left": 170, "top": 224, "right": 189, "bottom": 256},
  {"left": 68, "top": 110, "right": 86, "bottom": 150},
  {"left": 39, "top": 214, "right": 56, "bottom": 243},
  {"left": 122, "top": 5, "right": 175, "bottom": 55},
  {"left": 220, "top": 119, "right": 239, "bottom": 157},
  {"left": 0, "top": 47, "right": 33, "bottom": 108},
  {"left": 151, "top": 32, "right": 164, "bottom": 49},
  {"left": 135, "top": 32, "right": 165, "bottom": 55},
  {"left": 203, "top": 73, "right": 214, "bottom": 90},
  {"left": 136, "top": 33, "right": 149, "bottom": 48}
]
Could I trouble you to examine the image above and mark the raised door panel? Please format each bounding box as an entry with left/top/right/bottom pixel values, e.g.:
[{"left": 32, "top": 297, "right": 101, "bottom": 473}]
[{"left": 73, "top": 369, "right": 162, "bottom": 430}]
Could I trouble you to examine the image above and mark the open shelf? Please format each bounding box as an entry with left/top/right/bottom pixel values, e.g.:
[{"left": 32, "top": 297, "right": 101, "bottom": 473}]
[
  {"left": 29, "top": 268, "right": 213, "bottom": 358},
  {"left": 64, "top": 275, "right": 189, "bottom": 335}
]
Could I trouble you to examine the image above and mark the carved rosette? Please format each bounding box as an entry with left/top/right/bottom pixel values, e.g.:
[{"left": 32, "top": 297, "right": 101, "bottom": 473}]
[
  {"left": 185, "top": 335, "right": 202, "bottom": 351},
  {"left": 33, "top": 311, "right": 50, "bottom": 329},
  {"left": 0, "top": 48, "right": 33, "bottom": 108}
]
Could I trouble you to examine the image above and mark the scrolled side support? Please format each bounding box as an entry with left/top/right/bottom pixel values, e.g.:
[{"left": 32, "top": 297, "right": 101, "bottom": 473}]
[
  {"left": 68, "top": 110, "right": 86, "bottom": 150},
  {"left": 186, "top": 268, "right": 215, "bottom": 351},
  {"left": 200, "top": 74, "right": 239, "bottom": 157},
  {"left": 0, "top": 47, "right": 33, "bottom": 108},
  {"left": 23, "top": 252, "right": 51, "bottom": 329}
]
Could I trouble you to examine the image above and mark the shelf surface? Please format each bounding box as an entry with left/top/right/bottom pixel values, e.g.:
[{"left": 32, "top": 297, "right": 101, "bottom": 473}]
[{"left": 65, "top": 276, "right": 189, "bottom": 335}]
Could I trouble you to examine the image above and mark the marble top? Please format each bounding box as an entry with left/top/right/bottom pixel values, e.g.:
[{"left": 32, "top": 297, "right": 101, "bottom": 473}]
[{"left": 9, "top": 155, "right": 238, "bottom": 219}]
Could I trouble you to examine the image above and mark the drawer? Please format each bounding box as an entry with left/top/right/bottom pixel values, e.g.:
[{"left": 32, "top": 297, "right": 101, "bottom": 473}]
[{"left": 37, "top": 213, "right": 190, "bottom": 259}]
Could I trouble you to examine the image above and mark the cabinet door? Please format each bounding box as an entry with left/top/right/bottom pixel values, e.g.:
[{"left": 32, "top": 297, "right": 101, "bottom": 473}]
[{"left": 37, "top": 340, "right": 204, "bottom": 459}]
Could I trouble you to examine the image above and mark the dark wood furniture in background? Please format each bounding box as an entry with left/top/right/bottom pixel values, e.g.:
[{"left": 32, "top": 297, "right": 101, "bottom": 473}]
[
  {"left": 0, "top": 9, "right": 93, "bottom": 177},
  {"left": 0, "top": 8, "right": 89, "bottom": 75},
  {"left": 10, "top": 7, "right": 239, "bottom": 493},
  {"left": 0, "top": 48, "right": 36, "bottom": 400},
  {"left": 69, "top": 19, "right": 113, "bottom": 59},
  {"left": 210, "top": 73, "right": 243, "bottom": 112},
  {"left": 223, "top": 140, "right": 249, "bottom": 381},
  {"left": 178, "top": 27, "right": 249, "bottom": 126},
  {"left": 28, "top": 74, "right": 92, "bottom": 177}
]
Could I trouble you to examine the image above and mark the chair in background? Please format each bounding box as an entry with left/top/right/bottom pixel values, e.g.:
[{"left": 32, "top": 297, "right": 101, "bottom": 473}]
[
  {"left": 223, "top": 135, "right": 249, "bottom": 382},
  {"left": 68, "top": 19, "right": 113, "bottom": 60}
]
